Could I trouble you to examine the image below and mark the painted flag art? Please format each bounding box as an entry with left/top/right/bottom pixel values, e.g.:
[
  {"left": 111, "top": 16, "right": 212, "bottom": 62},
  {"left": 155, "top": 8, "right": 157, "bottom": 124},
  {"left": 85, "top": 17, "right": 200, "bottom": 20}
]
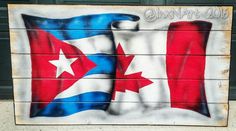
[{"left": 9, "top": 5, "right": 232, "bottom": 126}]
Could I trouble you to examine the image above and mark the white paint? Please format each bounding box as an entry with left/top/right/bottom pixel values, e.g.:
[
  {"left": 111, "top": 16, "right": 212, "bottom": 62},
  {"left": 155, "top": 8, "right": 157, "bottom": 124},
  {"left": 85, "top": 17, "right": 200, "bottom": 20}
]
[
  {"left": 13, "top": 79, "right": 229, "bottom": 103},
  {"left": 1, "top": 100, "right": 236, "bottom": 129},
  {"left": 8, "top": 5, "right": 232, "bottom": 125},
  {"left": 10, "top": 30, "right": 231, "bottom": 55},
  {"left": 113, "top": 31, "right": 167, "bottom": 55},
  {"left": 8, "top": 5, "right": 232, "bottom": 31},
  {"left": 49, "top": 49, "right": 77, "bottom": 78},
  {"left": 64, "top": 35, "right": 114, "bottom": 55},
  {"left": 14, "top": 102, "right": 228, "bottom": 125},
  {"left": 54, "top": 74, "right": 113, "bottom": 99},
  {"left": 11, "top": 55, "right": 230, "bottom": 79}
]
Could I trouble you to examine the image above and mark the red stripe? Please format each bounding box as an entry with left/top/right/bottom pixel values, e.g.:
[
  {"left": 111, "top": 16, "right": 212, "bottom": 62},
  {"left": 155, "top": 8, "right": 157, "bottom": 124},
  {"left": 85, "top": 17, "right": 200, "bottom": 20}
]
[{"left": 166, "top": 21, "right": 212, "bottom": 117}]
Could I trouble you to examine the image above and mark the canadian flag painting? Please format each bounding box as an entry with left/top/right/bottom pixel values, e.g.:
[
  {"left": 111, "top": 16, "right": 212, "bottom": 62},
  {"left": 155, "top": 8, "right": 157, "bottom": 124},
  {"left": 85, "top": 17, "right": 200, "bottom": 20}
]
[{"left": 8, "top": 5, "right": 232, "bottom": 126}]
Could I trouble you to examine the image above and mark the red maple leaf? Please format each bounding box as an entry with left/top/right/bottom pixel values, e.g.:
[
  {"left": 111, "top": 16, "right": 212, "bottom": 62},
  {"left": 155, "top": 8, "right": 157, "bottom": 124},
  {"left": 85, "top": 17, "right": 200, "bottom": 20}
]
[{"left": 112, "top": 44, "right": 153, "bottom": 100}]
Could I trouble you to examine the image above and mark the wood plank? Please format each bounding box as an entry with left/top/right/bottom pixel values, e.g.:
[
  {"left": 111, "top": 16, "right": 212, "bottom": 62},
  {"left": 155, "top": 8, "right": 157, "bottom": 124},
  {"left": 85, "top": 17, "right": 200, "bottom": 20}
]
[
  {"left": 141, "top": 0, "right": 165, "bottom": 5},
  {"left": 0, "top": 24, "right": 8, "bottom": 31},
  {"left": 0, "top": 32, "right": 9, "bottom": 39},
  {"left": 0, "top": 39, "right": 12, "bottom": 81},
  {"left": 8, "top": 5, "right": 232, "bottom": 126},
  {"left": 13, "top": 78, "right": 229, "bottom": 103},
  {"left": 8, "top": 5, "right": 233, "bottom": 31},
  {"left": 57, "top": 0, "right": 140, "bottom": 3},
  {"left": 0, "top": 80, "right": 12, "bottom": 85},
  {"left": 0, "top": 64, "right": 11, "bottom": 81},
  {"left": 0, "top": 7, "right": 7, "bottom": 19},
  {"left": 0, "top": 40, "right": 10, "bottom": 56},
  {"left": 0, "top": 18, "right": 8, "bottom": 24},
  {"left": 11, "top": 54, "right": 230, "bottom": 79},
  {"left": 0, "top": 85, "right": 13, "bottom": 100},
  {"left": 9, "top": 30, "right": 231, "bottom": 55},
  {"left": 233, "top": 10, "right": 236, "bottom": 34},
  {"left": 0, "top": 0, "right": 36, "bottom": 7},
  {"left": 166, "top": 0, "right": 236, "bottom": 5},
  {"left": 14, "top": 102, "right": 228, "bottom": 126},
  {"left": 229, "top": 89, "right": 236, "bottom": 100}
]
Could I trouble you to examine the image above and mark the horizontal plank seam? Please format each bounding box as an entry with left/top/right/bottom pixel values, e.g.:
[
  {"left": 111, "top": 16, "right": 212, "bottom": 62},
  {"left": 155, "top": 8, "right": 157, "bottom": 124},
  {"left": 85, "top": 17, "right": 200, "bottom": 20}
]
[
  {"left": 13, "top": 101, "right": 229, "bottom": 104},
  {"left": 8, "top": 28, "right": 232, "bottom": 31},
  {"left": 10, "top": 53, "right": 231, "bottom": 56},
  {"left": 11, "top": 78, "right": 230, "bottom": 80}
]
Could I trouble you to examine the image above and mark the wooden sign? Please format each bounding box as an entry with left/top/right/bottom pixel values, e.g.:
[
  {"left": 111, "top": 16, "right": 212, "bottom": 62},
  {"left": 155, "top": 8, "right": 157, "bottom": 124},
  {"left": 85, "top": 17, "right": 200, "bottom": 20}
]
[{"left": 8, "top": 5, "right": 233, "bottom": 126}]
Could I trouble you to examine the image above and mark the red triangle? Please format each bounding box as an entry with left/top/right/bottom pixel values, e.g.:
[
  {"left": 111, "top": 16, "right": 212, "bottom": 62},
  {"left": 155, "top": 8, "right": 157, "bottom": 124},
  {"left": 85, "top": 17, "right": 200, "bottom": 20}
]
[
  {"left": 112, "top": 44, "right": 153, "bottom": 100},
  {"left": 29, "top": 28, "right": 96, "bottom": 109}
]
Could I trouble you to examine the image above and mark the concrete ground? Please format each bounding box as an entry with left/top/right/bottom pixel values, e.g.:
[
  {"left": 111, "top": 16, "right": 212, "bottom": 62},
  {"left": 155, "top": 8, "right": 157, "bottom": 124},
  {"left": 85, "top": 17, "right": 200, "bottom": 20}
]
[{"left": 0, "top": 100, "right": 235, "bottom": 131}]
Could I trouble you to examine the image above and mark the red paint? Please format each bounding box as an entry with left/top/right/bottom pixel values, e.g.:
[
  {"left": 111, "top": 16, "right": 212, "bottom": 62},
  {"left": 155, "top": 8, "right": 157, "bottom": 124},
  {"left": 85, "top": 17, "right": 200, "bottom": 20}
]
[
  {"left": 166, "top": 21, "right": 212, "bottom": 117},
  {"left": 112, "top": 44, "right": 153, "bottom": 100},
  {"left": 27, "top": 28, "right": 96, "bottom": 110}
]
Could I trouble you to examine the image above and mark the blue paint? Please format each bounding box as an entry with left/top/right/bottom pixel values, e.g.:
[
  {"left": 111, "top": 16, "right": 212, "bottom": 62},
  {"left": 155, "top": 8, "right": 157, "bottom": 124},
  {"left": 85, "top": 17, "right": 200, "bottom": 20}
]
[
  {"left": 22, "top": 14, "right": 139, "bottom": 40},
  {"left": 31, "top": 92, "right": 111, "bottom": 117},
  {"left": 86, "top": 53, "right": 116, "bottom": 76}
]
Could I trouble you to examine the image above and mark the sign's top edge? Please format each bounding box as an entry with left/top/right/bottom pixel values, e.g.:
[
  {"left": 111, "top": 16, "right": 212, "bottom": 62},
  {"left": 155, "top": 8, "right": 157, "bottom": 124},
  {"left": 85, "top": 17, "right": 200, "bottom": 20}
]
[{"left": 7, "top": 4, "right": 234, "bottom": 8}]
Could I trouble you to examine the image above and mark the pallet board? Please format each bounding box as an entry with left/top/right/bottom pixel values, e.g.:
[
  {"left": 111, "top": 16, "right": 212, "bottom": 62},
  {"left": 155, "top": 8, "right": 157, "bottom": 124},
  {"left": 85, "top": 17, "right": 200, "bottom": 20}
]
[
  {"left": 10, "top": 30, "right": 232, "bottom": 55},
  {"left": 14, "top": 79, "right": 229, "bottom": 103},
  {"left": 8, "top": 5, "right": 233, "bottom": 126}
]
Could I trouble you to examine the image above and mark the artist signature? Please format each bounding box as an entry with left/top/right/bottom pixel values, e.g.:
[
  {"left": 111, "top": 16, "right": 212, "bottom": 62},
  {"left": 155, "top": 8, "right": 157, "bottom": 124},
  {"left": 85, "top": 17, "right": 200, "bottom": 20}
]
[{"left": 144, "top": 7, "right": 229, "bottom": 22}]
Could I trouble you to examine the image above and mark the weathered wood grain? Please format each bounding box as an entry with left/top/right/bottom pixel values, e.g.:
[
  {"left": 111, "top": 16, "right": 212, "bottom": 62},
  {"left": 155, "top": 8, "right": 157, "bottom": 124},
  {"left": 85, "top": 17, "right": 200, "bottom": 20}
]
[
  {"left": 8, "top": 5, "right": 233, "bottom": 31},
  {"left": 13, "top": 78, "right": 229, "bottom": 103},
  {"left": 14, "top": 102, "right": 228, "bottom": 126},
  {"left": 10, "top": 30, "right": 231, "bottom": 55},
  {"left": 8, "top": 5, "right": 232, "bottom": 126},
  {"left": 11, "top": 54, "right": 230, "bottom": 79}
]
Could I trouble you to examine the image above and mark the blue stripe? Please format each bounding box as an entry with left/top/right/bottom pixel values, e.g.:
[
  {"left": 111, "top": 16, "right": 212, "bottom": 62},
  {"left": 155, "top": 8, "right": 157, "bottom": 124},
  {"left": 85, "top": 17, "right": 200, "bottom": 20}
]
[
  {"left": 30, "top": 92, "right": 111, "bottom": 117},
  {"left": 86, "top": 54, "right": 116, "bottom": 76},
  {"left": 22, "top": 14, "right": 139, "bottom": 40}
]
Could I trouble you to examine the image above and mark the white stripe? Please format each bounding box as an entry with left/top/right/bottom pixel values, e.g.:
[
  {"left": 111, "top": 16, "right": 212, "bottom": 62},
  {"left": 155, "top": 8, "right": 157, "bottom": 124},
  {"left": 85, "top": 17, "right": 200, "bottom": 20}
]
[
  {"left": 113, "top": 30, "right": 230, "bottom": 55},
  {"left": 54, "top": 74, "right": 113, "bottom": 99},
  {"left": 13, "top": 78, "right": 228, "bottom": 103},
  {"left": 113, "top": 31, "right": 167, "bottom": 55},
  {"left": 10, "top": 30, "right": 230, "bottom": 55},
  {"left": 11, "top": 54, "right": 229, "bottom": 79},
  {"left": 64, "top": 35, "right": 114, "bottom": 55}
]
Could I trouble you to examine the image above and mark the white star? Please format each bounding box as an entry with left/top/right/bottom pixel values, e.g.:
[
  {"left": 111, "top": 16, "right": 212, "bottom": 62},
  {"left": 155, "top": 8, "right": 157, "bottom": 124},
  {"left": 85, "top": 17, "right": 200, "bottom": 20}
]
[{"left": 49, "top": 49, "right": 78, "bottom": 78}]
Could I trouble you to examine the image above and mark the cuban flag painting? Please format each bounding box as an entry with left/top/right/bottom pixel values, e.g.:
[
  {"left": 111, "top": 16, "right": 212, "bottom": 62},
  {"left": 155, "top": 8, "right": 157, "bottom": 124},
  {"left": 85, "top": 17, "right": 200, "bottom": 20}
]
[
  {"left": 21, "top": 13, "right": 139, "bottom": 117},
  {"left": 9, "top": 5, "right": 232, "bottom": 126}
]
